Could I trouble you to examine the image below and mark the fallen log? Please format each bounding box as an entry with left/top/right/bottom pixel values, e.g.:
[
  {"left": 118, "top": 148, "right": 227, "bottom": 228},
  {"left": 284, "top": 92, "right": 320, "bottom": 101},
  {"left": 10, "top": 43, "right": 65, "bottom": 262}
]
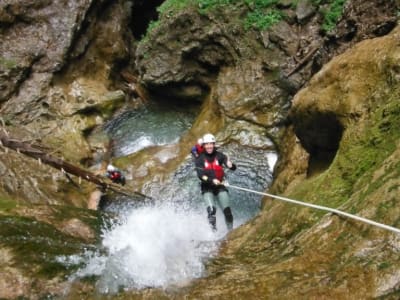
[
  {"left": 286, "top": 46, "right": 320, "bottom": 77},
  {"left": 0, "top": 132, "right": 151, "bottom": 200}
]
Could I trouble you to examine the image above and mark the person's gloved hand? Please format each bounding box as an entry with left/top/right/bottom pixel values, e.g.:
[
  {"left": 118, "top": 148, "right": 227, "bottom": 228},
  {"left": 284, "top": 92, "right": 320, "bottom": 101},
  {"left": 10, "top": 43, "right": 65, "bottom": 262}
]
[
  {"left": 226, "top": 160, "right": 236, "bottom": 171},
  {"left": 226, "top": 160, "right": 232, "bottom": 168},
  {"left": 212, "top": 179, "right": 221, "bottom": 185}
]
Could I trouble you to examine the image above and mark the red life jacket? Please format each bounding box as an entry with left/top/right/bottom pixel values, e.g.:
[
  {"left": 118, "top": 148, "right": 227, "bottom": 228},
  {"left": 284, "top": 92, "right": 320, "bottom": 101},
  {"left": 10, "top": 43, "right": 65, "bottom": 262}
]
[
  {"left": 110, "top": 171, "right": 121, "bottom": 180},
  {"left": 204, "top": 158, "right": 224, "bottom": 181}
]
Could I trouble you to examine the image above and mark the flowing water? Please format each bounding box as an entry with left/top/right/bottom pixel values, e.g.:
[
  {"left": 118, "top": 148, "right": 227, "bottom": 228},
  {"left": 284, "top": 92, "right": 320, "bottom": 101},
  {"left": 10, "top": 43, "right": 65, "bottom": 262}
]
[
  {"left": 63, "top": 104, "right": 277, "bottom": 294},
  {"left": 104, "top": 103, "right": 197, "bottom": 157}
]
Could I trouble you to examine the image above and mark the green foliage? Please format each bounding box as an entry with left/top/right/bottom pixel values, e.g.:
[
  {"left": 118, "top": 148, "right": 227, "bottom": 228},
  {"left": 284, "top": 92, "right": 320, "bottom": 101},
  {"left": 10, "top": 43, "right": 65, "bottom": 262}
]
[
  {"left": 243, "top": 0, "right": 283, "bottom": 31},
  {"left": 141, "top": 19, "right": 161, "bottom": 42},
  {"left": 140, "top": 0, "right": 287, "bottom": 42},
  {"left": 157, "top": 0, "right": 190, "bottom": 16},
  {"left": 321, "top": 0, "right": 347, "bottom": 32},
  {"left": 197, "top": 0, "right": 240, "bottom": 14},
  {"left": 156, "top": 0, "right": 238, "bottom": 16},
  {"left": 244, "top": 9, "right": 283, "bottom": 30},
  {"left": 147, "top": 20, "right": 160, "bottom": 33},
  {"left": 245, "top": 0, "right": 279, "bottom": 8},
  {"left": 0, "top": 196, "right": 17, "bottom": 213},
  {"left": 378, "top": 261, "right": 390, "bottom": 270},
  {"left": 311, "top": 0, "right": 323, "bottom": 5},
  {"left": 0, "top": 56, "right": 17, "bottom": 69},
  {"left": 310, "top": 0, "right": 348, "bottom": 32},
  {"left": 140, "top": 0, "right": 348, "bottom": 43}
]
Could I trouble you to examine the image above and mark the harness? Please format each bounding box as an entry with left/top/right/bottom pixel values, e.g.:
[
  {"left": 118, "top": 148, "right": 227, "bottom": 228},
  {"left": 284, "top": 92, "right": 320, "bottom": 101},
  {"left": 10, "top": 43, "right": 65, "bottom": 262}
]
[{"left": 204, "top": 158, "right": 224, "bottom": 181}]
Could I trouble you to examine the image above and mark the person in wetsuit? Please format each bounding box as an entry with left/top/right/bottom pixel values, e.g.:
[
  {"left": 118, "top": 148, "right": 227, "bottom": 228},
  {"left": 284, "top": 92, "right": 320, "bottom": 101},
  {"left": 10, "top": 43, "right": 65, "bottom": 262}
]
[
  {"left": 105, "top": 164, "right": 126, "bottom": 186},
  {"left": 195, "top": 133, "right": 237, "bottom": 231}
]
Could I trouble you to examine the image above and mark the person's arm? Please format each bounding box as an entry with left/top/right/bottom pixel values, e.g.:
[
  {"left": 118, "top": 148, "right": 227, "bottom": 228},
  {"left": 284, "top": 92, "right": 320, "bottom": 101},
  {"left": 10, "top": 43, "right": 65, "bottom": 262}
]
[
  {"left": 191, "top": 145, "right": 198, "bottom": 156},
  {"left": 221, "top": 152, "right": 236, "bottom": 171}
]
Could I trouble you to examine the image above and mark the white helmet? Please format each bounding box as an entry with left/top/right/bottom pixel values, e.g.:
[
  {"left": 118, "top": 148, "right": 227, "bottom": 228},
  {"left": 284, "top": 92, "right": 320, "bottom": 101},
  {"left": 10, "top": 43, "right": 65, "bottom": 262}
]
[
  {"left": 203, "top": 133, "right": 216, "bottom": 144},
  {"left": 197, "top": 138, "right": 203, "bottom": 145},
  {"left": 107, "top": 164, "right": 116, "bottom": 172}
]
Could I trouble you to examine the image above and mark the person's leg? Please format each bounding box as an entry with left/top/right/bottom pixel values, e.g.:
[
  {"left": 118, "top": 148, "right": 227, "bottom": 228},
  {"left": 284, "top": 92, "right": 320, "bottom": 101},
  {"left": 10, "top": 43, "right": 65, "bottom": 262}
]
[
  {"left": 203, "top": 192, "right": 217, "bottom": 230},
  {"left": 217, "top": 190, "right": 233, "bottom": 230}
]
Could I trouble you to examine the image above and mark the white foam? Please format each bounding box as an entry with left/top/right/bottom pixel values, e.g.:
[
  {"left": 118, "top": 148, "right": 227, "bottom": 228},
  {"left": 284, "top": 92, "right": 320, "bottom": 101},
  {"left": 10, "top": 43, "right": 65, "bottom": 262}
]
[
  {"left": 267, "top": 152, "right": 278, "bottom": 172},
  {"left": 119, "top": 135, "right": 153, "bottom": 155},
  {"left": 73, "top": 203, "right": 223, "bottom": 293}
]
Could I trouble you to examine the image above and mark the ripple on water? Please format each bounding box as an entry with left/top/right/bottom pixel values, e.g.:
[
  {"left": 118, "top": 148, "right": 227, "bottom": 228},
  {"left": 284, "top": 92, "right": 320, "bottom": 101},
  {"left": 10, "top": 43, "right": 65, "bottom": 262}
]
[{"left": 104, "top": 105, "right": 196, "bottom": 156}]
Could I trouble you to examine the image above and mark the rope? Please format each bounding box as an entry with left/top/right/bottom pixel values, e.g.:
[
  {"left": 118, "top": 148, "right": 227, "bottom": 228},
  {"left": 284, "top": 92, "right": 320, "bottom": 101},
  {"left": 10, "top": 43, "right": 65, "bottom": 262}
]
[{"left": 224, "top": 182, "right": 400, "bottom": 235}]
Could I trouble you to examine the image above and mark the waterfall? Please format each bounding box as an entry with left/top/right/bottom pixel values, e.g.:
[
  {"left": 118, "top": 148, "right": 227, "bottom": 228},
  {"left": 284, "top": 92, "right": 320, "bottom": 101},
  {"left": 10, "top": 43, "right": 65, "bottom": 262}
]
[
  {"left": 61, "top": 105, "right": 276, "bottom": 293},
  {"left": 72, "top": 202, "right": 222, "bottom": 293}
]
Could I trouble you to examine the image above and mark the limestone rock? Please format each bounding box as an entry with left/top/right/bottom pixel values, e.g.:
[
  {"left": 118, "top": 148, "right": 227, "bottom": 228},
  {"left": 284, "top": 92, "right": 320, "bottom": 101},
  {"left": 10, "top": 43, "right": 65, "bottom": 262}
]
[{"left": 296, "top": 0, "right": 316, "bottom": 24}]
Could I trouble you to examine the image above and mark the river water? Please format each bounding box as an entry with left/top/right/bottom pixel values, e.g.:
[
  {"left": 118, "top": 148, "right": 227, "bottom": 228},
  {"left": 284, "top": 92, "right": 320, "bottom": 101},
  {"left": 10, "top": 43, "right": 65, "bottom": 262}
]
[{"left": 63, "top": 104, "right": 277, "bottom": 293}]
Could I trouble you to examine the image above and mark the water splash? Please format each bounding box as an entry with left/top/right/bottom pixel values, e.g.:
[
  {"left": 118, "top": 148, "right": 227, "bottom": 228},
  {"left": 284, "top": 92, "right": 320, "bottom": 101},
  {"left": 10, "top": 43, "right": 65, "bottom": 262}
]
[
  {"left": 64, "top": 143, "right": 275, "bottom": 294},
  {"left": 67, "top": 105, "right": 276, "bottom": 294},
  {"left": 72, "top": 203, "right": 223, "bottom": 293}
]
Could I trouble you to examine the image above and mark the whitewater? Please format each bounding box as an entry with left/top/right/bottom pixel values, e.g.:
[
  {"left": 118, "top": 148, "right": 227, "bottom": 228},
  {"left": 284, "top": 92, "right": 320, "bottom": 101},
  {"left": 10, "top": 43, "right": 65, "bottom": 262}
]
[{"left": 68, "top": 202, "right": 230, "bottom": 293}]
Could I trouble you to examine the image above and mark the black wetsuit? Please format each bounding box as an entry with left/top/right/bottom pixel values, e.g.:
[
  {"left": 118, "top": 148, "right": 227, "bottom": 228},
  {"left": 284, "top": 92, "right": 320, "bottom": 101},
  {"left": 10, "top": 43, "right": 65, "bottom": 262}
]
[{"left": 195, "top": 150, "right": 236, "bottom": 194}]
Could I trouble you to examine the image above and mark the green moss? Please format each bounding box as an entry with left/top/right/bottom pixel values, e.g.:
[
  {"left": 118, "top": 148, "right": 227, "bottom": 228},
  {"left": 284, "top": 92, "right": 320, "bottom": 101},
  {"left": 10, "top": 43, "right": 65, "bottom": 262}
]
[
  {"left": 142, "top": 19, "right": 161, "bottom": 40},
  {"left": 0, "top": 215, "right": 94, "bottom": 278},
  {"left": 0, "top": 56, "right": 17, "bottom": 69},
  {"left": 287, "top": 87, "right": 400, "bottom": 225},
  {"left": 198, "top": 0, "right": 241, "bottom": 13},
  {"left": 378, "top": 261, "right": 390, "bottom": 270},
  {"left": 0, "top": 204, "right": 104, "bottom": 280},
  {"left": 140, "top": 0, "right": 286, "bottom": 44},
  {"left": 320, "top": 0, "right": 347, "bottom": 32},
  {"left": 50, "top": 205, "right": 102, "bottom": 234},
  {"left": 158, "top": 0, "right": 191, "bottom": 16},
  {"left": 0, "top": 196, "right": 18, "bottom": 213},
  {"left": 376, "top": 199, "right": 396, "bottom": 219}
]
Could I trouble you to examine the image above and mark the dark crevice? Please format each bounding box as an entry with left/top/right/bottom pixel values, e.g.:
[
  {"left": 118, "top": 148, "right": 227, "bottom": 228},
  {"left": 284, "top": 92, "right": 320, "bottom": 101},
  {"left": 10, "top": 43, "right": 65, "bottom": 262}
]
[
  {"left": 130, "top": 0, "right": 164, "bottom": 39},
  {"left": 147, "top": 81, "right": 210, "bottom": 104},
  {"left": 293, "top": 112, "right": 344, "bottom": 177}
]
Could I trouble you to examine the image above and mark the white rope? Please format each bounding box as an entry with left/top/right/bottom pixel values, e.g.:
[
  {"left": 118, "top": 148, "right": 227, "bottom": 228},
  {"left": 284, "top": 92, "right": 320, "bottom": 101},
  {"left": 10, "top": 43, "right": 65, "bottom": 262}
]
[{"left": 224, "top": 182, "right": 400, "bottom": 234}]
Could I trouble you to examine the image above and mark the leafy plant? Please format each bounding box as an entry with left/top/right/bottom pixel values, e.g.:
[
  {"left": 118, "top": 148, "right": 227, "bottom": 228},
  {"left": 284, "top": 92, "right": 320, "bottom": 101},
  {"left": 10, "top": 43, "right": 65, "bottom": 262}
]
[
  {"left": 140, "top": 0, "right": 285, "bottom": 42},
  {"left": 197, "top": 0, "right": 238, "bottom": 13},
  {"left": 244, "top": 9, "right": 283, "bottom": 30},
  {"left": 243, "top": 0, "right": 283, "bottom": 31},
  {"left": 321, "top": 0, "right": 347, "bottom": 32},
  {"left": 245, "top": 0, "right": 279, "bottom": 9},
  {"left": 157, "top": 0, "right": 190, "bottom": 16}
]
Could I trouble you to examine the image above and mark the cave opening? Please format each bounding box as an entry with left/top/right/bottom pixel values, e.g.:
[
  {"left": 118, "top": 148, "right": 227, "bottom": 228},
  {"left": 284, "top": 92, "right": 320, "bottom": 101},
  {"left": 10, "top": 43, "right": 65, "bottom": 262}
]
[
  {"left": 130, "top": 0, "right": 165, "bottom": 39},
  {"left": 294, "top": 112, "right": 344, "bottom": 177}
]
